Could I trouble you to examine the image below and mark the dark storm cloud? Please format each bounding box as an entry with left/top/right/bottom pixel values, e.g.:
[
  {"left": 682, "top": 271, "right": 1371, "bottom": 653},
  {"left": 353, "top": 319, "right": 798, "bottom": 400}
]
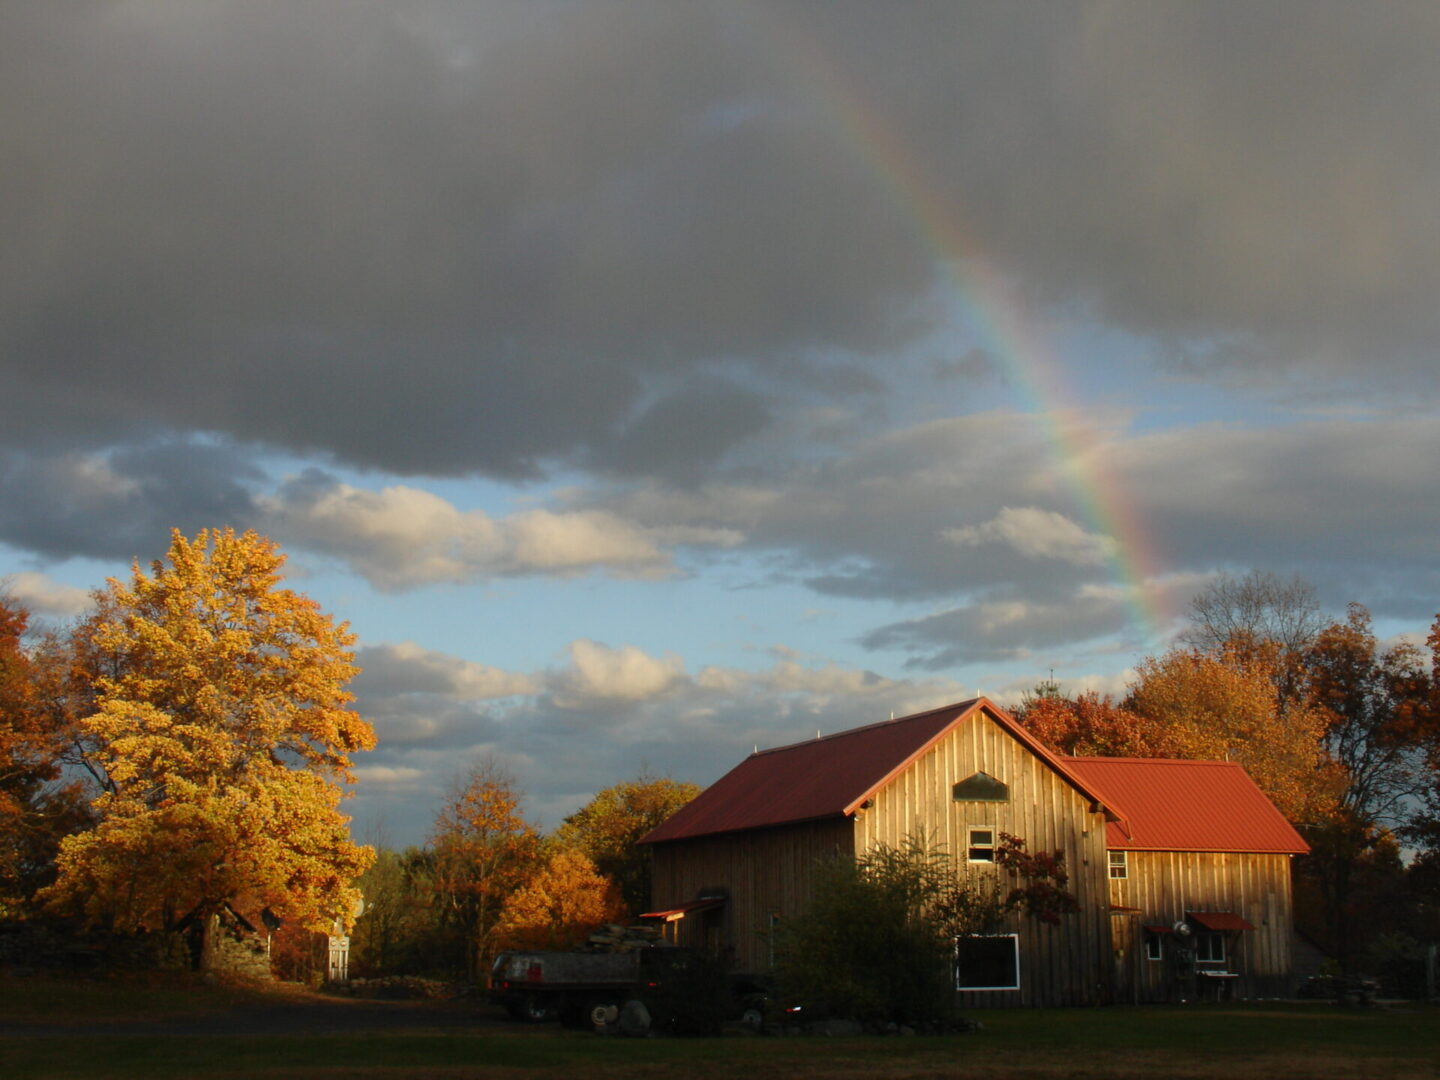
[
  {"left": 7, "top": 1, "right": 1437, "bottom": 493},
  {"left": 0, "top": 441, "right": 263, "bottom": 562}
]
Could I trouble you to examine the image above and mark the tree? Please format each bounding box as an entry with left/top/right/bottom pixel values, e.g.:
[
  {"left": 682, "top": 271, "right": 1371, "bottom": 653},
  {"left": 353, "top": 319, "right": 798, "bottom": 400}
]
[
  {"left": 493, "top": 847, "right": 625, "bottom": 952},
  {"left": 1180, "top": 569, "right": 1325, "bottom": 656},
  {"left": 555, "top": 774, "right": 701, "bottom": 915},
  {"left": 0, "top": 595, "right": 86, "bottom": 913},
  {"left": 38, "top": 529, "right": 376, "bottom": 966},
  {"left": 429, "top": 760, "right": 541, "bottom": 976},
  {"left": 1019, "top": 690, "right": 1176, "bottom": 759},
  {"left": 1304, "top": 604, "right": 1431, "bottom": 828},
  {"left": 1125, "top": 642, "right": 1341, "bottom": 822}
]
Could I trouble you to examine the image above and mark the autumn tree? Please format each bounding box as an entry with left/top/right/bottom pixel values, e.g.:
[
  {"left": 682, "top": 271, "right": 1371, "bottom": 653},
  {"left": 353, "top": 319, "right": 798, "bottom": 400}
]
[
  {"left": 38, "top": 529, "right": 376, "bottom": 966},
  {"left": 0, "top": 595, "right": 88, "bottom": 913},
  {"left": 555, "top": 774, "right": 701, "bottom": 915},
  {"left": 429, "top": 760, "right": 541, "bottom": 976},
  {"left": 493, "top": 847, "right": 624, "bottom": 952},
  {"left": 1125, "top": 642, "right": 1341, "bottom": 822},
  {"left": 1304, "top": 604, "right": 1431, "bottom": 827},
  {"left": 1019, "top": 690, "right": 1176, "bottom": 759}
]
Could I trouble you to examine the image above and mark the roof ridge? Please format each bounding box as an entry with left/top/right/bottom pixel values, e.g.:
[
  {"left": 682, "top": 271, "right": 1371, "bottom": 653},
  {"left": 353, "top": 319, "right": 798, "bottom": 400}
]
[
  {"left": 749, "top": 697, "right": 980, "bottom": 757},
  {"left": 1074, "top": 756, "right": 1244, "bottom": 767}
]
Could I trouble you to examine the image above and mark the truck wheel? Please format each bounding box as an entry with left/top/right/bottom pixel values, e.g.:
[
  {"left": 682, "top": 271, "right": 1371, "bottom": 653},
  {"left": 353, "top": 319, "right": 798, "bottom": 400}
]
[
  {"left": 519, "top": 994, "right": 554, "bottom": 1023},
  {"left": 587, "top": 998, "right": 620, "bottom": 1031},
  {"left": 618, "top": 998, "right": 651, "bottom": 1037}
]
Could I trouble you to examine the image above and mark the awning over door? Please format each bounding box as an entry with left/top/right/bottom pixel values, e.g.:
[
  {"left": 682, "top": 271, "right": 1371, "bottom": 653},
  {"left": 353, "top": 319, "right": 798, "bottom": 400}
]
[
  {"left": 640, "top": 896, "right": 726, "bottom": 923},
  {"left": 1187, "top": 910, "right": 1255, "bottom": 931}
]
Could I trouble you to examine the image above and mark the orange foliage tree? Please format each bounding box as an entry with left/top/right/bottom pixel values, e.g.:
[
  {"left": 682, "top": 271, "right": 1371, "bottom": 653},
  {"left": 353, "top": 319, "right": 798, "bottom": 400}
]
[
  {"left": 38, "top": 529, "right": 376, "bottom": 963},
  {"left": 1019, "top": 690, "right": 1176, "bottom": 759},
  {"left": 0, "top": 596, "right": 88, "bottom": 912},
  {"left": 1125, "top": 642, "right": 1342, "bottom": 822},
  {"left": 429, "top": 760, "right": 541, "bottom": 975},
  {"left": 555, "top": 774, "right": 700, "bottom": 915},
  {"left": 493, "top": 847, "right": 625, "bottom": 952}
]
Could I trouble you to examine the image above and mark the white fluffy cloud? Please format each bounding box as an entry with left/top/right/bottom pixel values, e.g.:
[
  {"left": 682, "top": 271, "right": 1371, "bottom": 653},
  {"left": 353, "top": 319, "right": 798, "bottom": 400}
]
[
  {"left": 261, "top": 477, "right": 722, "bottom": 590},
  {"left": 548, "top": 639, "right": 687, "bottom": 709},
  {"left": 944, "top": 507, "right": 1118, "bottom": 567},
  {"left": 2, "top": 571, "right": 92, "bottom": 617}
]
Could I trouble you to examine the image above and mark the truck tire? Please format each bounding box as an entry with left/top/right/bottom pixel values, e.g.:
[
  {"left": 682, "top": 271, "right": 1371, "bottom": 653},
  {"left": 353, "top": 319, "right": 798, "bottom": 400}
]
[
  {"left": 618, "top": 998, "right": 651, "bottom": 1037},
  {"left": 519, "top": 994, "right": 554, "bottom": 1023},
  {"left": 587, "top": 998, "right": 621, "bottom": 1031}
]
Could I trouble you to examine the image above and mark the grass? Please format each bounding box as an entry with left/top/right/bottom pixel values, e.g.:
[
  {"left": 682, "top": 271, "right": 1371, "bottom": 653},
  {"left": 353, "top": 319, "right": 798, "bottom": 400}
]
[{"left": 1, "top": 975, "right": 1437, "bottom": 1080}]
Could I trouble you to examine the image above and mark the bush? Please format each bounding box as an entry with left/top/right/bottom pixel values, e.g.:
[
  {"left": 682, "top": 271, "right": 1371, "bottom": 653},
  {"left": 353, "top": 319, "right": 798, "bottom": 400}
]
[{"left": 771, "top": 836, "right": 1004, "bottom": 1027}]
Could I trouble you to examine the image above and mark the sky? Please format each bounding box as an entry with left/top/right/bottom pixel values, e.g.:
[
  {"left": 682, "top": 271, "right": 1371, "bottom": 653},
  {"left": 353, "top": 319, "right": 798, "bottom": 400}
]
[{"left": 4, "top": 2, "right": 1438, "bottom": 846}]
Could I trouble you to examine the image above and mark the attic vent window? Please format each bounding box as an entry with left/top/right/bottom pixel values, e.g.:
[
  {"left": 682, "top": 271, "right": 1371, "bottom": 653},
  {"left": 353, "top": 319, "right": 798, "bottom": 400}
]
[{"left": 952, "top": 772, "right": 1009, "bottom": 802}]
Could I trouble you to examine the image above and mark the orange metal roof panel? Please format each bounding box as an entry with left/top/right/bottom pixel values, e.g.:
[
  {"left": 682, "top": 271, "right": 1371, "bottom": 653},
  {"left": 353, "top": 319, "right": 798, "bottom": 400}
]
[{"left": 1062, "top": 757, "right": 1309, "bottom": 854}]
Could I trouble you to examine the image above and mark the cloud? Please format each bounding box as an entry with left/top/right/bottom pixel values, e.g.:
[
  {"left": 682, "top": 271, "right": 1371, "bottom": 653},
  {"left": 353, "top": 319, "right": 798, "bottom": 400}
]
[
  {"left": 260, "top": 473, "right": 690, "bottom": 589},
  {"left": 944, "top": 507, "right": 1118, "bottom": 567},
  {"left": 7, "top": 2, "right": 1435, "bottom": 497},
  {"left": 354, "top": 642, "right": 537, "bottom": 700},
  {"left": 0, "top": 571, "right": 92, "bottom": 618},
  {"left": 547, "top": 640, "right": 687, "bottom": 709},
  {"left": 861, "top": 587, "right": 1134, "bottom": 669}
]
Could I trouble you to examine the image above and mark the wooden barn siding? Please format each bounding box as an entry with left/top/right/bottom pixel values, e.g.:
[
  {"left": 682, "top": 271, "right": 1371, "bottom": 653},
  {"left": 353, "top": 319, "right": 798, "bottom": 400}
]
[
  {"left": 853, "top": 709, "right": 1113, "bottom": 1007},
  {"left": 648, "top": 817, "right": 854, "bottom": 973},
  {"left": 1108, "top": 851, "right": 1297, "bottom": 1000}
]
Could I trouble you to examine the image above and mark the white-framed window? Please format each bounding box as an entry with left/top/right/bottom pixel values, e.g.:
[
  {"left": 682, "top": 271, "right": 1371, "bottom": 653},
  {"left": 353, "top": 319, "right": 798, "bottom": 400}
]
[
  {"left": 1144, "top": 933, "right": 1163, "bottom": 961},
  {"left": 1194, "top": 932, "right": 1225, "bottom": 964},
  {"left": 967, "top": 827, "right": 996, "bottom": 863},
  {"left": 956, "top": 933, "right": 1020, "bottom": 991},
  {"left": 1108, "top": 850, "right": 1128, "bottom": 879}
]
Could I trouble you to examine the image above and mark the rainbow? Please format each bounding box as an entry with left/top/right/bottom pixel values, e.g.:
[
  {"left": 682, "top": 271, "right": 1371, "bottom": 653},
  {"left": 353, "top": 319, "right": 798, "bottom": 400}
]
[{"left": 736, "top": 5, "right": 1170, "bottom": 646}]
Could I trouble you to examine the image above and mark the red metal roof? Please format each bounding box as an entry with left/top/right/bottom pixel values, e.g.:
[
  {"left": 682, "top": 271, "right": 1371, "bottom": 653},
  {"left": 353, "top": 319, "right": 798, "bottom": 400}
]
[
  {"left": 640, "top": 897, "right": 726, "bottom": 922},
  {"left": 1062, "top": 757, "right": 1309, "bottom": 854},
  {"left": 641, "top": 698, "right": 1116, "bottom": 845},
  {"left": 1188, "top": 910, "right": 1256, "bottom": 931}
]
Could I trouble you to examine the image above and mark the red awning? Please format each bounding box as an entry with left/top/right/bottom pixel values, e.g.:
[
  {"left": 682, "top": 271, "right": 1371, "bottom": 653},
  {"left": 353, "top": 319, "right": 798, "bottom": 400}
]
[
  {"left": 1143, "top": 924, "right": 1173, "bottom": 935},
  {"left": 1187, "top": 910, "right": 1255, "bottom": 932},
  {"left": 640, "top": 897, "right": 726, "bottom": 923}
]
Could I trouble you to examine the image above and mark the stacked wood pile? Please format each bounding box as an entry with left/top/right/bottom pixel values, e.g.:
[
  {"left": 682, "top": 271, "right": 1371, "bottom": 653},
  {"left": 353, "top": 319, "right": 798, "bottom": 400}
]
[{"left": 583, "top": 924, "right": 663, "bottom": 952}]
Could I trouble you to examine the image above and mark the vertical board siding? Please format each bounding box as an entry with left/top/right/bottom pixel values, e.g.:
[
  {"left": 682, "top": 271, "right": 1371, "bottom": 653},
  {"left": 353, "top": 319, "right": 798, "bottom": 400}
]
[
  {"left": 649, "top": 817, "right": 854, "bottom": 973},
  {"left": 854, "top": 708, "right": 1112, "bottom": 1007},
  {"left": 1107, "top": 851, "right": 1297, "bottom": 1001}
]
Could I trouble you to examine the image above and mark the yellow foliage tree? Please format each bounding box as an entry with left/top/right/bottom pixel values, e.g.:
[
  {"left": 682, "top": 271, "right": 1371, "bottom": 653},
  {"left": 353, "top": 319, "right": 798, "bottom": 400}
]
[
  {"left": 39, "top": 529, "right": 376, "bottom": 962},
  {"left": 1126, "top": 643, "right": 1342, "bottom": 822},
  {"left": 493, "top": 847, "right": 625, "bottom": 952}
]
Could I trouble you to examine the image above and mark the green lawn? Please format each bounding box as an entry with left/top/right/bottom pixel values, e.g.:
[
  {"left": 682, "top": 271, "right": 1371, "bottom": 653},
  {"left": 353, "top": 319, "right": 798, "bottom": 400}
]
[{"left": 1, "top": 976, "right": 1436, "bottom": 1080}]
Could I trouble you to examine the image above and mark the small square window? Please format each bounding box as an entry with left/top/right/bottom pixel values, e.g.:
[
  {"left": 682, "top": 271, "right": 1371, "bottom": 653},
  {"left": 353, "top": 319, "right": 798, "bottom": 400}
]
[
  {"left": 968, "top": 828, "right": 996, "bottom": 862},
  {"left": 1108, "top": 850, "right": 1128, "bottom": 879}
]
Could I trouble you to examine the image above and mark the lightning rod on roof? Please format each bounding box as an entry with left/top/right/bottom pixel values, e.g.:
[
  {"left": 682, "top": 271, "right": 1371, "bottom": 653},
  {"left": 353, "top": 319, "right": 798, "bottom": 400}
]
[{"left": 816, "top": 728, "right": 821, "bottom": 739}]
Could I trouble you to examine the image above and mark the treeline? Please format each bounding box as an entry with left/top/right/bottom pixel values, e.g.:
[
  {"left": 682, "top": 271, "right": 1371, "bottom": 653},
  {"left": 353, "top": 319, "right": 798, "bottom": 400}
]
[
  {"left": 1015, "top": 572, "right": 1440, "bottom": 986},
  {"left": 331, "top": 769, "right": 698, "bottom": 982}
]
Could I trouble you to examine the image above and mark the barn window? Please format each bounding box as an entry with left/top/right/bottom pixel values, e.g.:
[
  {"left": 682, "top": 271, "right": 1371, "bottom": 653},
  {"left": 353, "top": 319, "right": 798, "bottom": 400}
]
[
  {"left": 1108, "top": 850, "right": 1128, "bottom": 879},
  {"left": 1144, "top": 933, "right": 1163, "bottom": 961},
  {"left": 956, "top": 934, "right": 1020, "bottom": 991},
  {"left": 967, "top": 828, "right": 996, "bottom": 862},
  {"left": 952, "top": 771, "right": 1009, "bottom": 802},
  {"left": 1194, "top": 932, "right": 1225, "bottom": 964}
]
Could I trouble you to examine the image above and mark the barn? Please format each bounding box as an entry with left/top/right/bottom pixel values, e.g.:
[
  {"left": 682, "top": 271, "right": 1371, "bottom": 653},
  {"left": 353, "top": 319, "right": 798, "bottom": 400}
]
[{"left": 641, "top": 697, "right": 1308, "bottom": 1006}]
